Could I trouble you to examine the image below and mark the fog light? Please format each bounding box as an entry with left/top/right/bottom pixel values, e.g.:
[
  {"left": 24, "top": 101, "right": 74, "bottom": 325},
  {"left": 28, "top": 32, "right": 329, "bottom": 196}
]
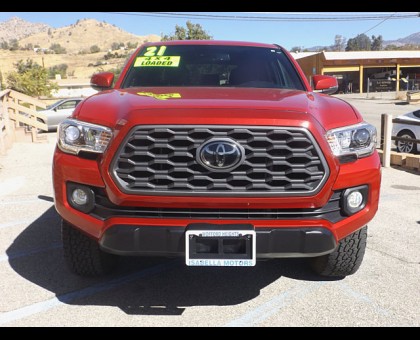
[
  {"left": 72, "top": 189, "right": 88, "bottom": 206},
  {"left": 347, "top": 191, "right": 363, "bottom": 209},
  {"left": 342, "top": 185, "right": 368, "bottom": 216},
  {"left": 67, "top": 183, "right": 95, "bottom": 213}
]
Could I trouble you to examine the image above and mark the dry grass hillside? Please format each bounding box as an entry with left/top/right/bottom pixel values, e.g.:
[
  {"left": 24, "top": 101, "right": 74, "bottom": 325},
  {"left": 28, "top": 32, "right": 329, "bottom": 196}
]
[
  {"left": 19, "top": 18, "right": 160, "bottom": 54},
  {"left": 0, "top": 49, "right": 127, "bottom": 79},
  {"left": 0, "top": 18, "right": 161, "bottom": 80}
]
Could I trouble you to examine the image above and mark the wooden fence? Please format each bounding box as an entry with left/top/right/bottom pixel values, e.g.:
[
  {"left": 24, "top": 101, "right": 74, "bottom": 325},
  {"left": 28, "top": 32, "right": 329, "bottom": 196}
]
[
  {"left": 381, "top": 113, "right": 420, "bottom": 169},
  {"left": 0, "top": 90, "right": 48, "bottom": 154}
]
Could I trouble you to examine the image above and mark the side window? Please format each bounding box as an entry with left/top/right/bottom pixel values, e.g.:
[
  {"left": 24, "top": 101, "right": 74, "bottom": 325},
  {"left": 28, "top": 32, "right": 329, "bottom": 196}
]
[
  {"left": 275, "top": 52, "right": 305, "bottom": 90},
  {"left": 58, "top": 101, "right": 77, "bottom": 110},
  {"left": 413, "top": 110, "right": 420, "bottom": 119}
]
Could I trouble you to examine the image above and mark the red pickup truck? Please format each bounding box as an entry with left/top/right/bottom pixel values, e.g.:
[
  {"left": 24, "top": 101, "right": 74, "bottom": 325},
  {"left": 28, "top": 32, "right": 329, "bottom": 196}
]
[{"left": 53, "top": 41, "right": 381, "bottom": 277}]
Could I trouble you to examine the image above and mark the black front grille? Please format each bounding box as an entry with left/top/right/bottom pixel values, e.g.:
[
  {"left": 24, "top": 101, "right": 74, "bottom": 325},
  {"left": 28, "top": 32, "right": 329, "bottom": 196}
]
[
  {"left": 91, "top": 191, "right": 344, "bottom": 223},
  {"left": 111, "top": 126, "right": 329, "bottom": 196}
]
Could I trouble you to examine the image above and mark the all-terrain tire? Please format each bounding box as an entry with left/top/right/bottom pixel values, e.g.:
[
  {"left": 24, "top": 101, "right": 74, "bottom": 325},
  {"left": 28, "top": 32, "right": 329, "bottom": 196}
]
[
  {"left": 310, "top": 226, "right": 367, "bottom": 277},
  {"left": 62, "top": 219, "right": 118, "bottom": 276}
]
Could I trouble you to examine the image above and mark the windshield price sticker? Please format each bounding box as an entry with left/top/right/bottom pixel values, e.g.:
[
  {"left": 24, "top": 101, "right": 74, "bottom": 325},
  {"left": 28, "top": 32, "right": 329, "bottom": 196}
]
[
  {"left": 134, "top": 56, "right": 180, "bottom": 67},
  {"left": 137, "top": 92, "right": 182, "bottom": 100},
  {"left": 143, "top": 46, "right": 167, "bottom": 56}
]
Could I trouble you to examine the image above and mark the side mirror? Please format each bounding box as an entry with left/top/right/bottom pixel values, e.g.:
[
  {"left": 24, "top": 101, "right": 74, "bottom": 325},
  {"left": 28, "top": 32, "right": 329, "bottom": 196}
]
[
  {"left": 90, "top": 72, "right": 115, "bottom": 91},
  {"left": 313, "top": 75, "right": 338, "bottom": 95}
]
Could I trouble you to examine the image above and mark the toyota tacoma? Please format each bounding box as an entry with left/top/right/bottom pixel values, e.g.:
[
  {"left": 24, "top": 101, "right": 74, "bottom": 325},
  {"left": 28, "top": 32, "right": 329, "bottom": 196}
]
[{"left": 53, "top": 41, "right": 381, "bottom": 277}]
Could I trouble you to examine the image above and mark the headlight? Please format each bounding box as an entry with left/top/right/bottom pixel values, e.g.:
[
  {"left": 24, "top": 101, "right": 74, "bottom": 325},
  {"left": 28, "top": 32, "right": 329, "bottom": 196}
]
[
  {"left": 326, "top": 122, "right": 377, "bottom": 161},
  {"left": 58, "top": 119, "right": 112, "bottom": 155}
]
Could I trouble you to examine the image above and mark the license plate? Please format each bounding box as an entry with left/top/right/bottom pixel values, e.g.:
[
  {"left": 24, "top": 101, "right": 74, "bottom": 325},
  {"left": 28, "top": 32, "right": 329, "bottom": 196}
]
[{"left": 186, "top": 229, "right": 256, "bottom": 267}]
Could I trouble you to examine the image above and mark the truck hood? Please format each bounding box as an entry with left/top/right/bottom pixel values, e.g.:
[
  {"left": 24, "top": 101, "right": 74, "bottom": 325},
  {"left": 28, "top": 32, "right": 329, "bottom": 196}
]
[{"left": 75, "top": 87, "right": 361, "bottom": 131}]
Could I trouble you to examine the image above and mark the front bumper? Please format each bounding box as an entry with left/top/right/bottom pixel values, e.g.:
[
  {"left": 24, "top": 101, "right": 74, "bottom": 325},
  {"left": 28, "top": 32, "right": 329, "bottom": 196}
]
[
  {"left": 53, "top": 148, "right": 381, "bottom": 251},
  {"left": 99, "top": 224, "right": 336, "bottom": 258}
]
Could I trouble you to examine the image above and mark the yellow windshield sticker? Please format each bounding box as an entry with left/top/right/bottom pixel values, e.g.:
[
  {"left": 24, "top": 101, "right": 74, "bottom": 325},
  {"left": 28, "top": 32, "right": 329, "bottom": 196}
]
[
  {"left": 137, "top": 92, "right": 182, "bottom": 100},
  {"left": 143, "top": 46, "right": 167, "bottom": 56},
  {"left": 134, "top": 56, "right": 180, "bottom": 67}
]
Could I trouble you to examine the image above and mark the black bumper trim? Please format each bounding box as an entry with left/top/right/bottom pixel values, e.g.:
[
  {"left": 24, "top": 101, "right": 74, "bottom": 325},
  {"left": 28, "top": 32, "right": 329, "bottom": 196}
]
[
  {"left": 99, "top": 225, "right": 337, "bottom": 258},
  {"left": 91, "top": 190, "right": 345, "bottom": 223}
]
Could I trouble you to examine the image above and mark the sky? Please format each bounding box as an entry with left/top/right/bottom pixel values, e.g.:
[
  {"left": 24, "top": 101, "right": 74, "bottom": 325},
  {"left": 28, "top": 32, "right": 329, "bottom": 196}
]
[{"left": 0, "top": 12, "right": 419, "bottom": 50}]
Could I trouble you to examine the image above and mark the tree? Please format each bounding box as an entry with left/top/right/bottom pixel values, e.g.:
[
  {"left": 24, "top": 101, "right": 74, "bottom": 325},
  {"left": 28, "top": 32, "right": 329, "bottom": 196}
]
[
  {"left": 8, "top": 39, "right": 19, "bottom": 51},
  {"left": 48, "top": 64, "right": 68, "bottom": 79},
  {"left": 0, "top": 70, "right": 4, "bottom": 90},
  {"left": 111, "top": 42, "right": 125, "bottom": 50},
  {"left": 6, "top": 59, "right": 58, "bottom": 97},
  {"left": 290, "top": 46, "right": 302, "bottom": 52},
  {"left": 126, "top": 42, "right": 138, "bottom": 49},
  {"left": 384, "top": 43, "right": 420, "bottom": 51},
  {"left": 90, "top": 45, "right": 101, "bottom": 53},
  {"left": 333, "top": 35, "right": 346, "bottom": 51},
  {"left": 24, "top": 43, "right": 33, "bottom": 51},
  {"left": 15, "top": 59, "right": 39, "bottom": 74},
  {"left": 346, "top": 34, "right": 371, "bottom": 51},
  {"left": 371, "top": 35, "right": 383, "bottom": 51},
  {"left": 108, "top": 66, "right": 124, "bottom": 85},
  {"left": 162, "top": 21, "right": 212, "bottom": 41},
  {"left": 49, "top": 43, "right": 66, "bottom": 54}
]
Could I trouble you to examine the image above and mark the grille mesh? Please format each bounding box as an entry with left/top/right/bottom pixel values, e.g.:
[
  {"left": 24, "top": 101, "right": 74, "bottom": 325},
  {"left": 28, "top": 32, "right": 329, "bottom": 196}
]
[{"left": 111, "top": 126, "right": 328, "bottom": 196}]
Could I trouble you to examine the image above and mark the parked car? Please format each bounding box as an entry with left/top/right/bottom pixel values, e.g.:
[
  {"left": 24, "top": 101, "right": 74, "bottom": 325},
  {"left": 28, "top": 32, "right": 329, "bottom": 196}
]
[
  {"left": 392, "top": 109, "right": 420, "bottom": 154},
  {"left": 38, "top": 98, "right": 84, "bottom": 131}
]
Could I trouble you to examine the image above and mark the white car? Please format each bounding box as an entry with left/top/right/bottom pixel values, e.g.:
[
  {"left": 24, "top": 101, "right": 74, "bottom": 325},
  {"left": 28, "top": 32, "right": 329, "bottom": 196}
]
[
  {"left": 38, "top": 98, "right": 83, "bottom": 131},
  {"left": 392, "top": 109, "right": 420, "bottom": 154}
]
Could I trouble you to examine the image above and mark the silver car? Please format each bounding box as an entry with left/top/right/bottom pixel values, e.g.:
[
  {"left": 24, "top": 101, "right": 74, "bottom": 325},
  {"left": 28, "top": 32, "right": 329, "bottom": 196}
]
[
  {"left": 392, "top": 109, "right": 420, "bottom": 154},
  {"left": 39, "top": 98, "right": 84, "bottom": 131}
]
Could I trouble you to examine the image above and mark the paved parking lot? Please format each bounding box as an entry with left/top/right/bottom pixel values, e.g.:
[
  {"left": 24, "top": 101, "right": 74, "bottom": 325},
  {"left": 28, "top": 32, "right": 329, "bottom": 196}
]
[
  {"left": 334, "top": 92, "right": 418, "bottom": 133},
  {"left": 0, "top": 96, "right": 419, "bottom": 326}
]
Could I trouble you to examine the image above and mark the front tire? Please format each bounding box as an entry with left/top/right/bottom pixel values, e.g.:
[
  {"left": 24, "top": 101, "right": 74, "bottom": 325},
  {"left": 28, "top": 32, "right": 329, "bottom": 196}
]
[
  {"left": 396, "top": 130, "right": 417, "bottom": 154},
  {"left": 62, "top": 219, "right": 118, "bottom": 276},
  {"left": 310, "top": 226, "right": 367, "bottom": 277}
]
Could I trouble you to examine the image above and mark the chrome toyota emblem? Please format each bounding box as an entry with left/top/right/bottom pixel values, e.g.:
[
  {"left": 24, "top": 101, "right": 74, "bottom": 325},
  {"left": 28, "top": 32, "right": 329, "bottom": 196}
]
[{"left": 196, "top": 138, "right": 245, "bottom": 172}]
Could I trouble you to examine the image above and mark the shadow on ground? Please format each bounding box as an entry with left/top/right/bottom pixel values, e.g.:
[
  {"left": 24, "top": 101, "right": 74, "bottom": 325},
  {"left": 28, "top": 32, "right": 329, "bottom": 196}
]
[{"left": 7, "top": 206, "right": 340, "bottom": 316}]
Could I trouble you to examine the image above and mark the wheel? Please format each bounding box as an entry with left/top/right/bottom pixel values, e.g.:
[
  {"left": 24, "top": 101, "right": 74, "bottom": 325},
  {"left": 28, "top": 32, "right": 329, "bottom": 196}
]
[
  {"left": 310, "top": 226, "right": 367, "bottom": 277},
  {"left": 396, "top": 130, "right": 417, "bottom": 154},
  {"left": 62, "top": 219, "right": 118, "bottom": 276}
]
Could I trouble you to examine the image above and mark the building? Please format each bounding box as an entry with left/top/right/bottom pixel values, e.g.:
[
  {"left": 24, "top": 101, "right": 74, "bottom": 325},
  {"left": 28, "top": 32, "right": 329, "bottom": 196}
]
[
  {"left": 52, "top": 78, "right": 98, "bottom": 98},
  {"left": 293, "top": 51, "right": 420, "bottom": 93}
]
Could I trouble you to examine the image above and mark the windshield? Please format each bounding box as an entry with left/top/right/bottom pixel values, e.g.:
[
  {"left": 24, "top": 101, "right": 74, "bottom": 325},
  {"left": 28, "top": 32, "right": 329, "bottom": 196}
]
[
  {"left": 46, "top": 99, "right": 65, "bottom": 110},
  {"left": 121, "top": 45, "right": 305, "bottom": 90}
]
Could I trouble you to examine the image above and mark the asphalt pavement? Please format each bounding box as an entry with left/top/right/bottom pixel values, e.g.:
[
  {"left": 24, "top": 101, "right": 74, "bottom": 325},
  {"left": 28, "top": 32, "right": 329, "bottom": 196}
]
[
  {"left": 0, "top": 96, "right": 419, "bottom": 326},
  {"left": 334, "top": 92, "right": 418, "bottom": 133}
]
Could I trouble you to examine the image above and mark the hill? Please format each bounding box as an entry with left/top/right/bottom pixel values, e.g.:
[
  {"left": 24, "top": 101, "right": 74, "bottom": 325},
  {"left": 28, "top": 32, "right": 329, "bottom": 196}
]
[
  {"left": 0, "top": 17, "right": 161, "bottom": 79},
  {"left": 305, "top": 32, "right": 420, "bottom": 51},
  {"left": 384, "top": 32, "right": 420, "bottom": 47},
  {"left": 18, "top": 18, "right": 160, "bottom": 54},
  {"left": 0, "top": 16, "right": 51, "bottom": 43}
]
